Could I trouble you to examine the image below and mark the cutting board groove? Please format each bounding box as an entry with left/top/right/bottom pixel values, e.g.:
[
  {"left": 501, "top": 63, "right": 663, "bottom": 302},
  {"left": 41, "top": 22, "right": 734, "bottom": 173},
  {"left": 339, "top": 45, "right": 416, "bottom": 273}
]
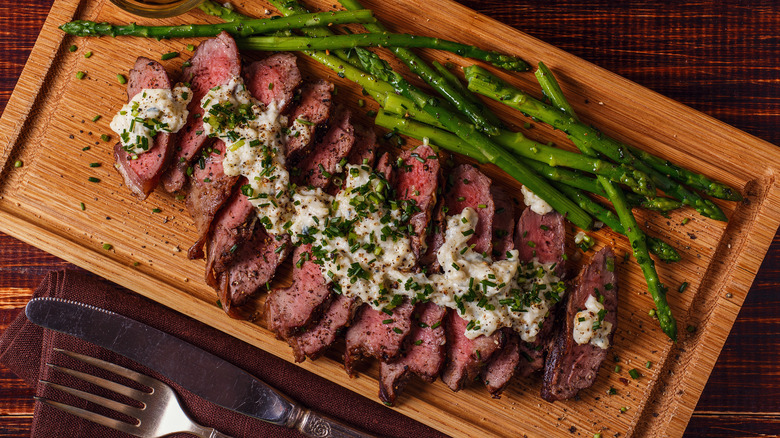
[{"left": 1, "top": 0, "right": 779, "bottom": 436}]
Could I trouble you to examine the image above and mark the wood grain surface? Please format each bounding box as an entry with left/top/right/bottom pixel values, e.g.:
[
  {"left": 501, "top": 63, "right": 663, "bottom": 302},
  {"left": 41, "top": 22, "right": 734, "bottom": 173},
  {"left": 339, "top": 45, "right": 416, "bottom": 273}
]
[{"left": 0, "top": 1, "right": 778, "bottom": 437}]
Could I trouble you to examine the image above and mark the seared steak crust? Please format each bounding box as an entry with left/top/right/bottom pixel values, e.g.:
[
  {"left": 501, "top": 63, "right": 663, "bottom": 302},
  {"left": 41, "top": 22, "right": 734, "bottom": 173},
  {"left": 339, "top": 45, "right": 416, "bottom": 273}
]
[
  {"left": 441, "top": 309, "right": 505, "bottom": 391},
  {"left": 541, "top": 247, "right": 617, "bottom": 401},
  {"left": 288, "top": 294, "right": 358, "bottom": 363}
]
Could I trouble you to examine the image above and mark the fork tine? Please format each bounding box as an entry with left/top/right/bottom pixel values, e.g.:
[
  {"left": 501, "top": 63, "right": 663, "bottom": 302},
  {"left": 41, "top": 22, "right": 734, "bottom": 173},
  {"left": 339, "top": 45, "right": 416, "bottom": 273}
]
[
  {"left": 34, "top": 396, "right": 141, "bottom": 437},
  {"left": 40, "top": 379, "right": 142, "bottom": 418},
  {"left": 55, "top": 348, "right": 160, "bottom": 388},
  {"left": 46, "top": 363, "right": 147, "bottom": 400}
]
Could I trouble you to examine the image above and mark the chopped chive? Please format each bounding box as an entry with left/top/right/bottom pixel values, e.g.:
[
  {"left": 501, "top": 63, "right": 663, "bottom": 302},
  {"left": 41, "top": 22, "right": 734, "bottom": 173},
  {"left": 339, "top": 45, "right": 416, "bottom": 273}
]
[
  {"left": 79, "top": 202, "right": 85, "bottom": 211},
  {"left": 382, "top": 319, "right": 393, "bottom": 324},
  {"left": 91, "top": 115, "right": 101, "bottom": 122},
  {"left": 182, "top": 61, "right": 192, "bottom": 67},
  {"left": 392, "top": 327, "right": 403, "bottom": 334},
  {"left": 619, "top": 407, "right": 628, "bottom": 413},
  {"left": 88, "top": 162, "right": 101, "bottom": 168},
  {"left": 648, "top": 308, "right": 656, "bottom": 318},
  {"left": 82, "top": 146, "right": 91, "bottom": 151},
  {"left": 100, "top": 134, "right": 110, "bottom": 142},
  {"left": 357, "top": 99, "right": 365, "bottom": 107},
  {"left": 628, "top": 368, "right": 641, "bottom": 379},
  {"left": 88, "top": 177, "right": 100, "bottom": 183},
  {"left": 186, "top": 44, "right": 195, "bottom": 51},
  {"left": 681, "top": 217, "right": 690, "bottom": 225},
  {"left": 594, "top": 434, "right": 602, "bottom": 438},
  {"left": 84, "top": 51, "right": 92, "bottom": 58},
  {"left": 13, "top": 160, "right": 23, "bottom": 168},
  {"left": 607, "top": 387, "right": 617, "bottom": 395},
  {"left": 645, "top": 361, "right": 652, "bottom": 369},
  {"left": 102, "top": 243, "right": 112, "bottom": 250},
  {"left": 678, "top": 282, "right": 689, "bottom": 293},
  {"left": 76, "top": 71, "right": 86, "bottom": 79},
  {"left": 614, "top": 365, "right": 621, "bottom": 373},
  {"left": 68, "top": 44, "right": 77, "bottom": 52},
  {"left": 152, "top": 207, "right": 162, "bottom": 213},
  {"left": 161, "top": 51, "right": 179, "bottom": 60},
  {"left": 414, "top": 339, "right": 423, "bottom": 346},
  {"left": 117, "top": 74, "right": 127, "bottom": 84}
]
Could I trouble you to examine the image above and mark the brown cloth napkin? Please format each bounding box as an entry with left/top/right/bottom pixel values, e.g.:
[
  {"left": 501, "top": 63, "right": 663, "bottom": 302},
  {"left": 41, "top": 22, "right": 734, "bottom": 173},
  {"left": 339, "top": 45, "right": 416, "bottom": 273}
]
[{"left": 0, "top": 270, "right": 449, "bottom": 438}]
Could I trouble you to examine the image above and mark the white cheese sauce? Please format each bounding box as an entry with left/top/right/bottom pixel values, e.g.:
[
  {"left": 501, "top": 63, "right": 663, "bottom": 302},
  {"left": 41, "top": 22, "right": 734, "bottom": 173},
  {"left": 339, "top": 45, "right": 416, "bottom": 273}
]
[
  {"left": 572, "top": 294, "right": 613, "bottom": 349},
  {"left": 111, "top": 85, "right": 192, "bottom": 156},
  {"left": 521, "top": 185, "right": 553, "bottom": 215}
]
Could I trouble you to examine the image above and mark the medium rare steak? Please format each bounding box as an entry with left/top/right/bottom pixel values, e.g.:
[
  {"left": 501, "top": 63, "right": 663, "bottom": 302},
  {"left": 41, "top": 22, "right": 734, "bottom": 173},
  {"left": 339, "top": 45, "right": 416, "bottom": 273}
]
[
  {"left": 204, "top": 181, "right": 255, "bottom": 288},
  {"left": 490, "top": 186, "right": 516, "bottom": 259},
  {"left": 294, "top": 105, "right": 355, "bottom": 189},
  {"left": 441, "top": 309, "right": 506, "bottom": 391},
  {"left": 347, "top": 123, "right": 378, "bottom": 166},
  {"left": 244, "top": 53, "right": 301, "bottom": 110},
  {"left": 265, "top": 244, "right": 332, "bottom": 340},
  {"left": 285, "top": 79, "right": 334, "bottom": 161},
  {"left": 418, "top": 201, "right": 445, "bottom": 272},
  {"left": 375, "top": 152, "right": 395, "bottom": 185},
  {"left": 288, "top": 294, "right": 358, "bottom": 363},
  {"left": 186, "top": 140, "right": 238, "bottom": 259},
  {"left": 394, "top": 145, "right": 440, "bottom": 263},
  {"left": 445, "top": 165, "right": 494, "bottom": 255},
  {"left": 440, "top": 165, "right": 503, "bottom": 391},
  {"left": 379, "top": 302, "right": 447, "bottom": 405},
  {"left": 541, "top": 247, "right": 617, "bottom": 401},
  {"left": 114, "top": 57, "right": 175, "bottom": 200},
  {"left": 344, "top": 301, "right": 416, "bottom": 376},
  {"left": 162, "top": 32, "right": 240, "bottom": 193}
]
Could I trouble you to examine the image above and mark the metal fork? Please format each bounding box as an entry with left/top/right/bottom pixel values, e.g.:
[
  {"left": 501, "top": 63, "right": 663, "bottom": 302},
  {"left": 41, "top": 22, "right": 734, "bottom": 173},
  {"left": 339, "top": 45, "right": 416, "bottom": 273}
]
[{"left": 36, "top": 349, "right": 231, "bottom": 438}]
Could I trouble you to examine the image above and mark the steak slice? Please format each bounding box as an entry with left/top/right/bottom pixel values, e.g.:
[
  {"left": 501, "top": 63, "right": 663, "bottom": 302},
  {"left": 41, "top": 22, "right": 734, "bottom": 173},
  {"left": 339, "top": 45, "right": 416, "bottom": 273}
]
[
  {"left": 265, "top": 245, "right": 332, "bottom": 340},
  {"left": 347, "top": 123, "right": 378, "bottom": 167},
  {"left": 541, "top": 247, "right": 617, "bottom": 401},
  {"left": 375, "top": 152, "right": 395, "bottom": 185},
  {"left": 440, "top": 165, "right": 502, "bottom": 391},
  {"left": 480, "top": 186, "right": 519, "bottom": 397},
  {"left": 418, "top": 201, "right": 445, "bottom": 272},
  {"left": 204, "top": 180, "right": 255, "bottom": 288},
  {"left": 445, "top": 164, "right": 495, "bottom": 254},
  {"left": 441, "top": 309, "right": 506, "bottom": 391},
  {"left": 114, "top": 57, "right": 175, "bottom": 200},
  {"left": 162, "top": 32, "right": 240, "bottom": 193},
  {"left": 294, "top": 105, "right": 355, "bottom": 189},
  {"left": 481, "top": 331, "right": 520, "bottom": 397},
  {"left": 244, "top": 53, "right": 301, "bottom": 110},
  {"left": 288, "top": 294, "right": 359, "bottom": 363},
  {"left": 379, "top": 302, "right": 447, "bottom": 405},
  {"left": 285, "top": 79, "right": 334, "bottom": 161},
  {"left": 186, "top": 140, "right": 238, "bottom": 259},
  {"left": 394, "top": 145, "right": 440, "bottom": 263},
  {"left": 344, "top": 301, "right": 416, "bottom": 376}
]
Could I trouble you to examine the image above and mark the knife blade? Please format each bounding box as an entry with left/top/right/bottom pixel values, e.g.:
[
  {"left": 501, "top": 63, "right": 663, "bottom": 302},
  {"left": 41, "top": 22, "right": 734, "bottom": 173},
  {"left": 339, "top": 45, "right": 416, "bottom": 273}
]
[{"left": 25, "top": 296, "right": 374, "bottom": 438}]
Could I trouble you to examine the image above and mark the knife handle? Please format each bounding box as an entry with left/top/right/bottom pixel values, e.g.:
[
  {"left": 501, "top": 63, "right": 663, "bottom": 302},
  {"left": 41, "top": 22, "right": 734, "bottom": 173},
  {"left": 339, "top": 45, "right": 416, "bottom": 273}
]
[{"left": 294, "top": 408, "right": 377, "bottom": 438}]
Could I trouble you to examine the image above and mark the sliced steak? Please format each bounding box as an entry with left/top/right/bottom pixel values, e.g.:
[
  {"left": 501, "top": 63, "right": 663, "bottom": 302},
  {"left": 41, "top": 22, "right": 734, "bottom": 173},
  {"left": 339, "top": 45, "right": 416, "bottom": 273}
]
[
  {"left": 445, "top": 164, "right": 494, "bottom": 254},
  {"left": 265, "top": 245, "right": 332, "bottom": 340},
  {"left": 288, "top": 294, "right": 358, "bottom": 363},
  {"left": 344, "top": 301, "right": 416, "bottom": 376},
  {"left": 186, "top": 140, "right": 238, "bottom": 259},
  {"left": 379, "top": 302, "right": 447, "bottom": 405},
  {"left": 541, "top": 247, "right": 617, "bottom": 402},
  {"left": 244, "top": 53, "right": 301, "bottom": 110},
  {"left": 375, "top": 152, "right": 395, "bottom": 185},
  {"left": 217, "top": 230, "right": 290, "bottom": 312},
  {"left": 441, "top": 309, "right": 505, "bottom": 391},
  {"left": 114, "top": 57, "right": 175, "bottom": 200},
  {"left": 481, "top": 331, "right": 520, "bottom": 397},
  {"left": 440, "top": 165, "right": 503, "bottom": 391},
  {"left": 294, "top": 105, "right": 355, "bottom": 189},
  {"left": 418, "top": 201, "right": 445, "bottom": 272},
  {"left": 204, "top": 181, "right": 255, "bottom": 288},
  {"left": 347, "top": 123, "right": 377, "bottom": 166},
  {"left": 480, "top": 187, "right": 519, "bottom": 397},
  {"left": 285, "top": 79, "right": 334, "bottom": 161},
  {"left": 394, "top": 145, "right": 440, "bottom": 263},
  {"left": 162, "top": 32, "right": 240, "bottom": 193}
]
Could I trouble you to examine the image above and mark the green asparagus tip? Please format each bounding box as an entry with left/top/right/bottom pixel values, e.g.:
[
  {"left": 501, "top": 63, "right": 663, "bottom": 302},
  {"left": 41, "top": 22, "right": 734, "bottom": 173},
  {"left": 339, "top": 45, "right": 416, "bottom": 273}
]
[{"left": 708, "top": 183, "right": 743, "bottom": 202}]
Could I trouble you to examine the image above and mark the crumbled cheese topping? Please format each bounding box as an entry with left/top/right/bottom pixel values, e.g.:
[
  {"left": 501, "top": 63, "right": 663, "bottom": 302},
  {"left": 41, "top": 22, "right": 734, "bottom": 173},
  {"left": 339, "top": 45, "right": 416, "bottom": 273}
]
[
  {"left": 521, "top": 185, "right": 553, "bottom": 215},
  {"left": 573, "top": 294, "right": 613, "bottom": 349}
]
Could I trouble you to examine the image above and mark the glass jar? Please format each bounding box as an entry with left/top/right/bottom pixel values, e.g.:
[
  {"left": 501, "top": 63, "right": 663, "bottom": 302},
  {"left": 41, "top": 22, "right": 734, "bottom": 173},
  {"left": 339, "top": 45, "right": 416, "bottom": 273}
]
[{"left": 109, "top": 0, "right": 203, "bottom": 18}]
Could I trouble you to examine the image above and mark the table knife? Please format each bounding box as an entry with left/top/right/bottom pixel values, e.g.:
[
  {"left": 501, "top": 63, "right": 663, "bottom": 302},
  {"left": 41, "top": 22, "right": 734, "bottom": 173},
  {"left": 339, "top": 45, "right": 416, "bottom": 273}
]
[{"left": 25, "top": 296, "right": 376, "bottom": 438}]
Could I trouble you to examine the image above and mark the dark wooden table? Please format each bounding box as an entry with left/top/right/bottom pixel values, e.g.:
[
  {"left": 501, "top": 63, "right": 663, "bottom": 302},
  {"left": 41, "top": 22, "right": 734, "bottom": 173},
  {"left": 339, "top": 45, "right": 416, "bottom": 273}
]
[{"left": 1, "top": 1, "right": 778, "bottom": 436}]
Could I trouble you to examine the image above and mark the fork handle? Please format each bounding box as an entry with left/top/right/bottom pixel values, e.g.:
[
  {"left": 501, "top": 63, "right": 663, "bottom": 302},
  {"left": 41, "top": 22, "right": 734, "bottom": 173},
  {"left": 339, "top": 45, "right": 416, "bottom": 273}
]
[
  {"left": 190, "top": 424, "right": 232, "bottom": 438},
  {"left": 295, "top": 408, "right": 376, "bottom": 438}
]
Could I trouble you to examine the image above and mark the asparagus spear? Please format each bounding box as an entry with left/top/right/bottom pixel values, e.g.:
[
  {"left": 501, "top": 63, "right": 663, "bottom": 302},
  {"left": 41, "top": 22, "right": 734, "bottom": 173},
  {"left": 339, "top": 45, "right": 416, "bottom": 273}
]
[
  {"left": 340, "top": 0, "right": 507, "bottom": 136},
  {"left": 355, "top": 48, "right": 593, "bottom": 230},
  {"left": 236, "top": 33, "right": 530, "bottom": 70},
  {"left": 59, "top": 10, "right": 376, "bottom": 38},
  {"left": 464, "top": 65, "right": 732, "bottom": 221},
  {"left": 534, "top": 62, "right": 677, "bottom": 341},
  {"left": 432, "top": 61, "right": 505, "bottom": 129}
]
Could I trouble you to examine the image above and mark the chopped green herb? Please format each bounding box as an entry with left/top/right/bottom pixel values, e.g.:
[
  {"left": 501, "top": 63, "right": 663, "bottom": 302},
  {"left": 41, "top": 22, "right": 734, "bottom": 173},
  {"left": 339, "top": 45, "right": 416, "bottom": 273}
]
[
  {"left": 681, "top": 217, "right": 690, "bottom": 225},
  {"left": 100, "top": 134, "right": 110, "bottom": 142},
  {"left": 102, "top": 243, "right": 112, "bottom": 250},
  {"left": 14, "top": 160, "right": 23, "bottom": 168},
  {"left": 619, "top": 407, "right": 628, "bottom": 413},
  {"left": 89, "top": 162, "right": 101, "bottom": 168},
  {"left": 607, "top": 387, "right": 617, "bottom": 395},
  {"left": 161, "top": 51, "right": 179, "bottom": 60},
  {"left": 186, "top": 44, "right": 195, "bottom": 51},
  {"left": 68, "top": 44, "right": 77, "bottom": 52},
  {"left": 614, "top": 365, "right": 621, "bottom": 373},
  {"left": 91, "top": 115, "right": 101, "bottom": 122},
  {"left": 76, "top": 71, "right": 86, "bottom": 79},
  {"left": 79, "top": 202, "right": 85, "bottom": 211},
  {"left": 678, "top": 282, "right": 689, "bottom": 293},
  {"left": 648, "top": 308, "right": 657, "bottom": 318},
  {"left": 628, "top": 368, "right": 641, "bottom": 379},
  {"left": 117, "top": 74, "right": 127, "bottom": 84},
  {"left": 392, "top": 327, "right": 403, "bottom": 334},
  {"left": 152, "top": 207, "right": 162, "bottom": 213},
  {"left": 88, "top": 177, "right": 100, "bottom": 183},
  {"left": 645, "top": 361, "right": 652, "bottom": 369}
]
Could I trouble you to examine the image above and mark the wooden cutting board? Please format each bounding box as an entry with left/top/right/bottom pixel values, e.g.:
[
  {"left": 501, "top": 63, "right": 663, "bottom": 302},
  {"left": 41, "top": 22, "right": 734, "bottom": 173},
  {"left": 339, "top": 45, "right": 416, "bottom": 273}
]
[{"left": 1, "top": 0, "right": 778, "bottom": 436}]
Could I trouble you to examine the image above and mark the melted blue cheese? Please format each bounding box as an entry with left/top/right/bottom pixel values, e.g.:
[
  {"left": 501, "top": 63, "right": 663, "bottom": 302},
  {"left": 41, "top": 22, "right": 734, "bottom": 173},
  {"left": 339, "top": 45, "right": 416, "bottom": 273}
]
[
  {"left": 200, "top": 77, "right": 291, "bottom": 234},
  {"left": 572, "top": 294, "right": 612, "bottom": 349},
  {"left": 110, "top": 85, "right": 192, "bottom": 156},
  {"left": 521, "top": 185, "right": 553, "bottom": 215},
  {"left": 510, "top": 260, "right": 565, "bottom": 342}
]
